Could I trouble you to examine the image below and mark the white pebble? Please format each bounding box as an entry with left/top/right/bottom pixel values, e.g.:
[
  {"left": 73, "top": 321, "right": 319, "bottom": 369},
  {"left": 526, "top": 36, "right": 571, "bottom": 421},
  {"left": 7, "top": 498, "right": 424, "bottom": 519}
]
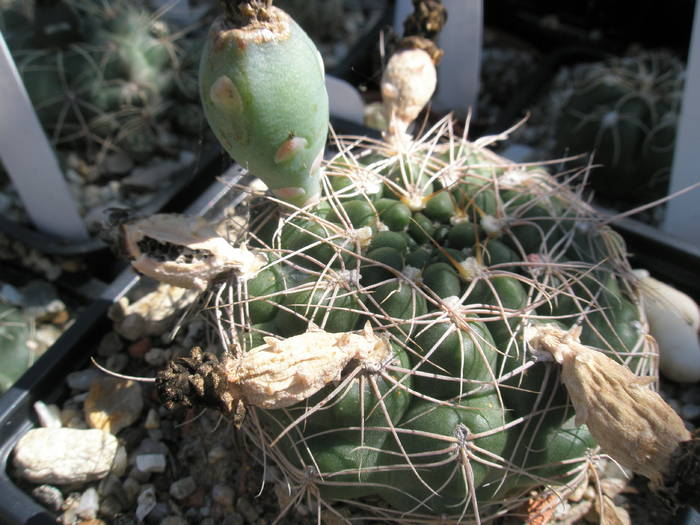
[
  {"left": 144, "top": 409, "right": 160, "bottom": 430},
  {"left": 66, "top": 369, "right": 101, "bottom": 391},
  {"left": 136, "top": 454, "right": 167, "bottom": 474},
  {"left": 77, "top": 487, "right": 100, "bottom": 520},
  {"left": 13, "top": 428, "right": 118, "bottom": 484},
  {"left": 33, "top": 401, "right": 62, "bottom": 428},
  {"left": 144, "top": 347, "right": 170, "bottom": 367},
  {"left": 136, "top": 485, "right": 157, "bottom": 522},
  {"left": 634, "top": 270, "right": 700, "bottom": 383}
]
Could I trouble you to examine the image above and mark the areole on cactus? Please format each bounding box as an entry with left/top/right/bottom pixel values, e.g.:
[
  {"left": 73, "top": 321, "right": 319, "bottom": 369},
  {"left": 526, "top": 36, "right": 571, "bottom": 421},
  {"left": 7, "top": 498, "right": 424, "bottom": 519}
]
[{"left": 118, "top": 0, "right": 700, "bottom": 521}]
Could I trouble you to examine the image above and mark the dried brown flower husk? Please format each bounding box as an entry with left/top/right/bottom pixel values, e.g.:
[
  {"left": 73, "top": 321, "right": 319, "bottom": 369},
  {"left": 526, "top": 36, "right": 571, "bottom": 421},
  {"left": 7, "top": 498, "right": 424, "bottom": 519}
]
[
  {"left": 121, "top": 214, "right": 265, "bottom": 290},
  {"left": 158, "top": 323, "right": 390, "bottom": 412},
  {"left": 526, "top": 324, "right": 700, "bottom": 511}
]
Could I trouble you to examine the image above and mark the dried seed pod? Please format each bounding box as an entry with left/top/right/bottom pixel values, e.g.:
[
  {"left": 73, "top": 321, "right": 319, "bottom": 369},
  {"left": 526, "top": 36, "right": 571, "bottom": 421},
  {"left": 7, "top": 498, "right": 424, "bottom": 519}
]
[
  {"left": 121, "top": 214, "right": 265, "bottom": 290},
  {"left": 158, "top": 323, "right": 391, "bottom": 412},
  {"left": 525, "top": 324, "right": 692, "bottom": 489},
  {"left": 381, "top": 46, "right": 437, "bottom": 145}
]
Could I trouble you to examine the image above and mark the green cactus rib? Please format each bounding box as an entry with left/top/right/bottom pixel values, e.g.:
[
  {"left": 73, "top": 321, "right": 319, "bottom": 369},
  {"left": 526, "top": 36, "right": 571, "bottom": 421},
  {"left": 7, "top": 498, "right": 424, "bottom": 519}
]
[
  {"left": 196, "top": 115, "right": 655, "bottom": 522},
  {"left": 199, "top": 4, "right": 329, "bottom": 207}
]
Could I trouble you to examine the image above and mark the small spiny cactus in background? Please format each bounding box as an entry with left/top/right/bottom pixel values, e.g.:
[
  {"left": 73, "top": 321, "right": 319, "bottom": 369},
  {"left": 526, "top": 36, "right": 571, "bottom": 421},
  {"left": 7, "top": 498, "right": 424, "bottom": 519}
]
[
  {"left": 0, "top": 304, "right": 32, "bottom": 393},
  {"left": 0, "top": 0, "right": 206, "bottom": 164},
  {"left": 119, "top": 1, "right": 700, "bottom": 521},
  {"left": 553, "top": 51, "right": 685, "bottom": 204}
]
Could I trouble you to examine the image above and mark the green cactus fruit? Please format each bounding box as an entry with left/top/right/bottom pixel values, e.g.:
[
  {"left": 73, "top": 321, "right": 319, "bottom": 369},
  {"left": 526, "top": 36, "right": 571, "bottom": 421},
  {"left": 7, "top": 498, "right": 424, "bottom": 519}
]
[
  {"left": 554, "top": 51, "right": 684, "bottom": 202},
  {"left": 199, "top": 3, "right": 329, "bottom": 207}
]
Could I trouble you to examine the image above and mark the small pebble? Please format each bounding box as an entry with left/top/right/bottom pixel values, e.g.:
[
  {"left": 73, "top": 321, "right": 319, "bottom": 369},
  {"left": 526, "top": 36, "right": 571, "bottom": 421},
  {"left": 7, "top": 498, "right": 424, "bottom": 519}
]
[
  {"left": 33, "top": 401, "right": 62, "bottom": 428},
  {"left": 13, "top": 428, "right": 118, "bottom": 485},
  {"left": 162, "top": 517, "right": 189, "bottom": 525},
  {"left": 104, "top": 152, "right": 134, "bottom": 175},
  {"left": 144, "top": 347, "right": 170, "bottom": 367},
  {"left": 31, "top": 485, "right": 64, "bottom": 512},
  {"left": 136, "top": 454, "right": 167, "bottom": 474},
  {"left": 66, "top": 369, "right": 102, "bottom": 391},
  {"left": 148, "top": 502, "right": 172, "bottom": 523},
  {"left": 97, "top": 474, "right": 125, "bottom": 499},
  {"left": 128, "top": 338, "right": 152, "bottom": 359},
  {"left": 144, "top": 409, "right": 160, "bottom": 430},
  {"left": 211, "top": 484, "right": 235, "bottom": 511},
  {"left": 111, "top": 445, "right": 128, "bottom": 477},
  {"left": 236, "top": 496, "right": 259, "bottom": 522},
  {"left": 134, "top": 438, "right": 169, "bottom": 456},
  {"left": 147, "top": 429, "right": 163, "bottom": 442},
  {"left": 99, "top": 494, "right": 124, "bottom": 517},
  {"left": 207, "top": 445, "right": 228, "bottom": 464},
  {"left": 221, "top": 514, "right": 245, "bottom": 525},
  {"left": 135, "top": 486, "right": 157, "bottom": 522},
  {"left": 170, "top": 477, "right": 196, "bottom": 500},
  {"left": 84, "top": 377, "right": 143, "bottom": 434},
  {"left": 681, "top": 403, "right": 700, "bottom": 421},
  {"left": 182, "top": 486, "right": 205, "bottom": 508},
  {"left": 122, "top": 477, "right": 141, "bottom": 504},
  {"left": 105, "top": 353, "right": 129, "bottom": 374},
  {"left": 97, "top": 332, "right": 124, "bottom": 357},
  {"left": 77, "top": 487, "right": 100, "bottom": 520}
]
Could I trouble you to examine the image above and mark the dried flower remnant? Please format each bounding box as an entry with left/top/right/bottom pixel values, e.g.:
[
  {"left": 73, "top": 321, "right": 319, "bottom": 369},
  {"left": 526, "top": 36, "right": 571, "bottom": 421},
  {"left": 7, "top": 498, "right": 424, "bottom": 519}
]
[
  {"left": 157, "top": 323, "right": 391, "bottom": 412},
  {"left": 120, "top": 214, "right": 265, "bottom": 290},
  {"left": 526, "top": 323, "right": 700, "bottom": 510}
]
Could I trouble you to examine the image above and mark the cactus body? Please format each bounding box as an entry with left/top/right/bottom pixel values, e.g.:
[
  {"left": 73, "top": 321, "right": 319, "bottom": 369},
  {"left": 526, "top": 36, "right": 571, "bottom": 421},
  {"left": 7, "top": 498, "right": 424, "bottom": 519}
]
[
  {"left": 176, "top": 4, "right": 657, "bottom": 522},
  {"left": 0, "top": 304, "right": 32, "bottom": 393},
  {"left": 554, "top": 52, "right": 684, "bottom": 201},
  {"left": 183, "top": 135, "right": 653, "bottom": 521},
  {"left": 199, "top": 6, "right": 329, "bottom": 207},
  {"left": 2, "top": 0, "right": 197, "bottom": 161}
]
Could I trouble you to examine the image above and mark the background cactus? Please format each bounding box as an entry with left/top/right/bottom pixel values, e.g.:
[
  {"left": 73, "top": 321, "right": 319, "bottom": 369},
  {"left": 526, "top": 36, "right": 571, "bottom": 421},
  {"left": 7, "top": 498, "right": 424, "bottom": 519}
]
[
  {"left": 552, "top": 51, "right": 685, "bottom": 204},
  {"left": 0, "top": 0, "right": 205, "bottom": 164},
  {"left": 138, "top": 1, "right": 658, "bottom": 521},
  {"left": 0, "top": 303, "right": 32, "bottom": 393}
]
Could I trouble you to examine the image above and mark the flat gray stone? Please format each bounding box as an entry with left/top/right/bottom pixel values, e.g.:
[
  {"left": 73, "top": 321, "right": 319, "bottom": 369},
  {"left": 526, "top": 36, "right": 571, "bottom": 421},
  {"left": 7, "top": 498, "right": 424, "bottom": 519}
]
[{"left": 13, "top": 428, "right": 118, "bottom": 485}]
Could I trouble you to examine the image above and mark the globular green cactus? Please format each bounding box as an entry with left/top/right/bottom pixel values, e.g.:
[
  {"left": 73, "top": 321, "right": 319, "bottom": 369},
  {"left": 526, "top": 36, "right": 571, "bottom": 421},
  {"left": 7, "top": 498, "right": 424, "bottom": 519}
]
[
  {"left": 2, "top": 0, "right": 199, "bottom": 161},
  {"left": 0, "top": 304, "right": 32, "bottom": 393},
  {"left": 553, "top": 51, "right": 684, "bottom": 202},
  {"left": 147, "top": 2, "right": 658, "bottom": 521}
]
